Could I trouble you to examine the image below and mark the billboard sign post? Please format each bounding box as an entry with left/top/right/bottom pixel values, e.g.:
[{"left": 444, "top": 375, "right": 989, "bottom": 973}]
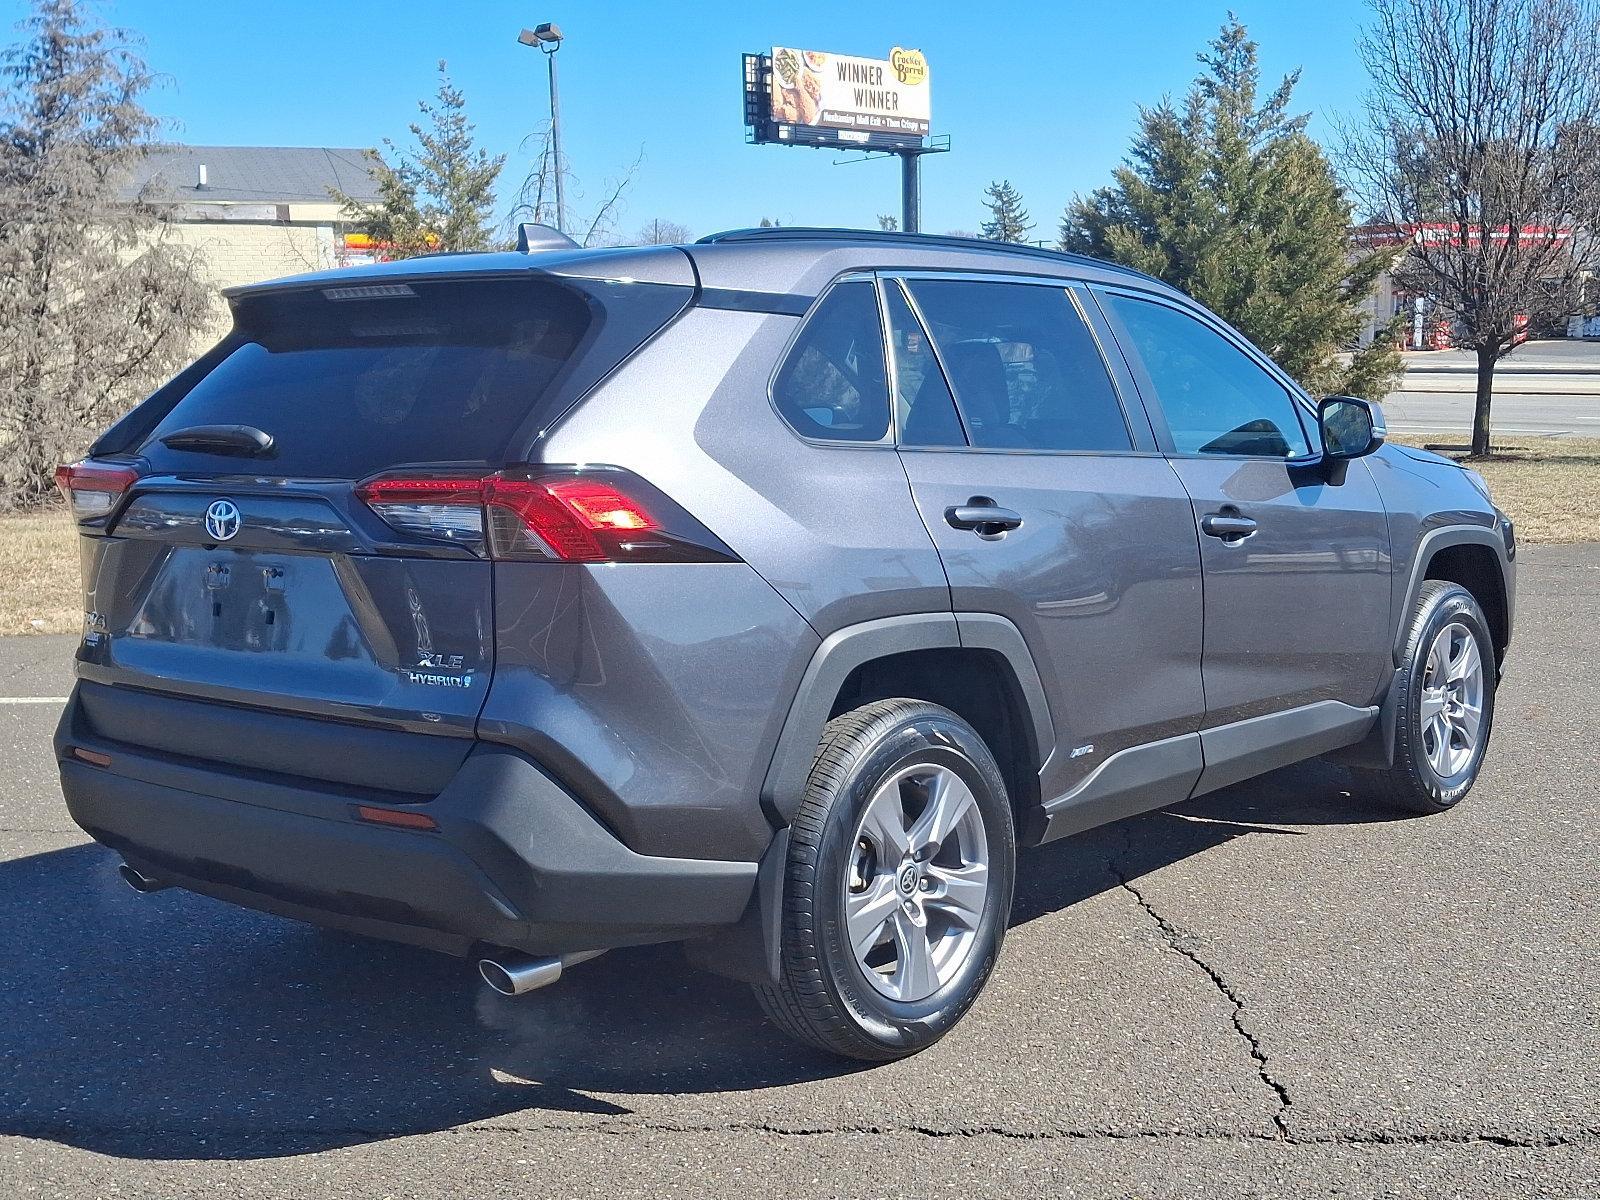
[{"left": 743, "top": 46, "right": 947, "bottom": 232}]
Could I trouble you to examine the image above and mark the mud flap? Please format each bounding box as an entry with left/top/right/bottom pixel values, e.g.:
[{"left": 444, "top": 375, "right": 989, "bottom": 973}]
[
  {"left": 685, "top": 827, "right": 790, "bottom": 984},
  {"left": 1325, "top": 666, "right": 1405, "bottom": 770}
]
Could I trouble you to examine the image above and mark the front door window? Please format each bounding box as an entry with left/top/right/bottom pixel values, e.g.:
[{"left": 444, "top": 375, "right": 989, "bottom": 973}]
[{"left": 1098, "top": 292, "right": 1312, "bottom": 459}]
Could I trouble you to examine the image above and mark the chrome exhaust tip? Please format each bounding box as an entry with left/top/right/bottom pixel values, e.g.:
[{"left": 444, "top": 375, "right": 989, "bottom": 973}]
[
  {"left": 118, "top": 862, "right": 170, "bottom": 894},
  {"left": 477, "top": 949, "right": 604, "bottom": 996}
]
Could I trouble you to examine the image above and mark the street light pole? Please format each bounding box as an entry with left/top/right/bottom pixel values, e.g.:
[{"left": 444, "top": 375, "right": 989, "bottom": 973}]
[
  {"left": 517, "top": 22, "right": 566, "bottom": 234},
  {"left": 544, "top": 38, "right": 565, "bottom": 235}
]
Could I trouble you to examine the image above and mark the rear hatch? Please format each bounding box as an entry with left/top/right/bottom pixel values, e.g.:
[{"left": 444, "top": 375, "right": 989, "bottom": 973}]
[{"left": 66, "top": 267, "right": 693, "bottom": 798}]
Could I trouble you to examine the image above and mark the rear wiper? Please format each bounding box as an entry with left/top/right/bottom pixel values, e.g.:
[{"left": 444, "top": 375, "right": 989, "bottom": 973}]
[{"left": 158, "top": 424, "right": 275, "bottom": 457}]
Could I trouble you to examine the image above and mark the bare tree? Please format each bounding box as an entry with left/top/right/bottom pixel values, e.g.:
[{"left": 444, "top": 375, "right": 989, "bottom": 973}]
[
  {"left": 506, "top": 126, "right": 642, "bottom": 247},
  {"left": 1349, "top": 0, "right": 1600, "bottom": 454},
  {"left": 575, "top": 149, "right": 644, "bottom": 248},
  {"left": 0, "top": 0, "right": 210, "bottom": 507},
  {"left": 632, "top": 218, "right": 692, "bottom": 245}
]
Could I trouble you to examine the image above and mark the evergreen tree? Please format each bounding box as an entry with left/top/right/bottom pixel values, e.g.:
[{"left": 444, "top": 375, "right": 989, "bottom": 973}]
[
  {"left": 980, "top": 180, "right": 1033, "bottom": 243},
  {"left": 337, "top": 62, "right": 503, "bottom": 258},
  {"left": 0, "top": 0, "right": 210, "bottom": 506},
  {"left": 1060, "top": 19, "right": 1399, "bottom": 398}
]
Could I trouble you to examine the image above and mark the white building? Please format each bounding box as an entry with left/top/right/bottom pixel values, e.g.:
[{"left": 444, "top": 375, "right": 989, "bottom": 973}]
[{"left": 123, "top": 145, "right": 382, "bottom": 335}]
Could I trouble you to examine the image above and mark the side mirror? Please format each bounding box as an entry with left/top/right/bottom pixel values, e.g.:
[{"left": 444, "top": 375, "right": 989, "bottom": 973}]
[{"left": 1318, "top": 396, "right": 1386, "bottom": 460}]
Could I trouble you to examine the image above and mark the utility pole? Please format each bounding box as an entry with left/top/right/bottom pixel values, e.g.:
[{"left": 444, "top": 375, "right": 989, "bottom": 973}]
[{"left": 517, "top": 22, "right": 567, "bottom": 234}]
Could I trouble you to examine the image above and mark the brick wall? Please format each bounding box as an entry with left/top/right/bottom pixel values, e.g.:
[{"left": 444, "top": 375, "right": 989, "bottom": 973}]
[{"left": 168, "top": 220, "right": 338, "bottom": 338}]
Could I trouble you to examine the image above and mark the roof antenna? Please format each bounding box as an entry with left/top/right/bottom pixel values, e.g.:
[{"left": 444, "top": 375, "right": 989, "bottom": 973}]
[{"left": 516, "top": 222, "right": 578, "bottom": 253}]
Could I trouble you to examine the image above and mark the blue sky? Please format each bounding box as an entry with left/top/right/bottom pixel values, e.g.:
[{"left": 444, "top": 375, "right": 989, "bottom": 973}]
[{"left": 3, "top": 0, "right": 1374, "bottom": 238}]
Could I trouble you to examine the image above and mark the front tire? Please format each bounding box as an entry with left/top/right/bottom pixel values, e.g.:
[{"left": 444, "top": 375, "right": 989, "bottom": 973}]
[
  {"left": 1356, "top": 580, "right": 1496, "bottom": 815},
  {"left": 754, "top": 699, "right": 1016, "bottom": 1061}
]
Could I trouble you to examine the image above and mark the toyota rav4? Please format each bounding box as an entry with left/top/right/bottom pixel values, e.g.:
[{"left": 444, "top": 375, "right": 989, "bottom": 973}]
[{"left": 54, "top": 227, "right": 1515, "bottom": 1061}]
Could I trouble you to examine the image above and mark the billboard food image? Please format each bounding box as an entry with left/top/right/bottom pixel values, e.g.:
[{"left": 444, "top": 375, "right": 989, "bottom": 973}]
[{"left": 769, "top": 46, "right": 930, "bottom": 137}]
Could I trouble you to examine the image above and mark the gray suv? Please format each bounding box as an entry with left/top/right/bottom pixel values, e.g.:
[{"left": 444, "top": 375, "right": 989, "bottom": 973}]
[{"left": 54, "top": 228, "right": 1515, "bottom": 1061}]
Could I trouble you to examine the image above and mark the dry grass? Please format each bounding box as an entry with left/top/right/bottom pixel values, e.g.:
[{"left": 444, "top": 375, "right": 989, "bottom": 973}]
[
  {"left": 1390, "top": 434, "right": 1600, "bottom": 544},
  {"left": 0, "top": 508, "right": 82, "bottom": 635},
  {"left": 0, "top": 440, "right": 1592, "bottom": 636}
]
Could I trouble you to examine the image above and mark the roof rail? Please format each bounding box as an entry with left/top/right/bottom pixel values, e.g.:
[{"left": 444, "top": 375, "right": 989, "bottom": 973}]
[{"left": 694, "top": 227, "right": 1164, "bottom": 284}]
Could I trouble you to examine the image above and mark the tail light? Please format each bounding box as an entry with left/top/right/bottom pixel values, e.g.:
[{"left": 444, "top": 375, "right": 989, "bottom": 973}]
[
  {"left": 355, "top": 468, "right": 736, "bottom": 563},
  {"left": 55, "top": 460, "right": 141, "bottom": 521}
]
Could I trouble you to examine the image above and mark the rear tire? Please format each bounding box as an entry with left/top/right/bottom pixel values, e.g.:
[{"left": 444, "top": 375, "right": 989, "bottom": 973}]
[
  {"left": 1355, "top": 580, "right": 1496, "bottom": 815},
  {"left": 754, "top": 699, "right": 1016, "bottom": 1061}
]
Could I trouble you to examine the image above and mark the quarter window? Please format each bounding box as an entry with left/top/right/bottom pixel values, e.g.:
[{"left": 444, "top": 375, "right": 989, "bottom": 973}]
[
  {"left": 905, "top": 280, "right": 1133, "bottom": 452},
  {"left": 771, "top": 281, "right": 890, "bottom": 442},
  {"left": 1100, "top": 292, "right": 1312, "bottom": 458}
]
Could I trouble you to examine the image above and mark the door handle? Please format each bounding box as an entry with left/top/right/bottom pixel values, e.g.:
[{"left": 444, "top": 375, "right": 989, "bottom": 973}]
[
  {"left": 945, "top": 497, "right": 1023, "bottom": 536},
  {"left": 1200, "top": 511, "right": 1258, "bottom": 542}
]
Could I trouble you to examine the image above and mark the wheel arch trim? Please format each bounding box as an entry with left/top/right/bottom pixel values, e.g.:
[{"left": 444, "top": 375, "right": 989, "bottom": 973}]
[
  {"left": 1396, "top": 525, "right": 1512, "bottom": 667},
  {"left": 758, "top": 612, "right": 1055, "bottom": 828}
]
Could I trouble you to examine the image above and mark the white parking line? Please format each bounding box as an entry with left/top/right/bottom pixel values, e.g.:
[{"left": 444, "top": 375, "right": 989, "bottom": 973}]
[{"left": 0, "top": 697, "right": 69, "bottom": 705}]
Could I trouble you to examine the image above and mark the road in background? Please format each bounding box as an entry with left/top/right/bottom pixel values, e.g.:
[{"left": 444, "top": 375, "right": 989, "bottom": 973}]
[
  {"left": 1384, "top": 338, "right": 1600, "bottom": 437},
  {"left": 1401, "top": 338, "right": 1600, "bottom": 371},
  {"left": 2, "top": 546, "right": 1597, "bottom": 1197},
  {"left": 1382, "top": 391, "right": 1600, "bottom": 438}
]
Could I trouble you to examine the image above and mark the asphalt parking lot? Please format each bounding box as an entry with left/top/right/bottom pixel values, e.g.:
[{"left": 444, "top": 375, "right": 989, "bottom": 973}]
[{"left": 1, "top": 544, "right": 1596, "bottom": 1198}]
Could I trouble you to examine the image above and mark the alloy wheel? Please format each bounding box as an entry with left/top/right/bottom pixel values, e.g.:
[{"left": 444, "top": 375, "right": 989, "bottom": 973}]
[
  {"left": 844, "top": 762, "right": 990, "bottom": 1003},
  {"left": 1418, "top": 620, "right": 1485, "bottom": 779}
]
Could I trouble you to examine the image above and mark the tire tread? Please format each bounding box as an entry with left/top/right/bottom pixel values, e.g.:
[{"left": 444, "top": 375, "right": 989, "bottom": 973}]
[
  {"left": 754, "top": 699, "right": 976, "bottom": 1060},
  {"left": 1354, "top": 579, "right": 1491, "bottom": 815}
]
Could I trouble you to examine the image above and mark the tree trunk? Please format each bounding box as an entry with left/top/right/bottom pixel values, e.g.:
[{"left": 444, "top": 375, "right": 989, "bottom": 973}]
[{"left": 1471, "top": 347, "right": 1496, "bottom": 457}]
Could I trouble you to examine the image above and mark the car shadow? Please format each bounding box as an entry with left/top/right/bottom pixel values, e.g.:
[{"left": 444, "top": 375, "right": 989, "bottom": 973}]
[
  {"left": 1011, "top": 756, "right": 1411, "bottom": 925},
  {"left": 0, "top": 758, "right": 1402, "bottom": 1161}
]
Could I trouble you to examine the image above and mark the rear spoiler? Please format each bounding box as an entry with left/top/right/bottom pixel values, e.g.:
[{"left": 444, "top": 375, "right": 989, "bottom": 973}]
[{"left": 222, "top": 245, "right": 697, "bottom": 301}]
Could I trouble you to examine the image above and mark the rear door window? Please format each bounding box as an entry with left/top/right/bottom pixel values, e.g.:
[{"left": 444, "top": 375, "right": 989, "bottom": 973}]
[
  {"left": 885, "top": 280, "right": 966, "bottom": 447},
  {"left": 771, "top": 281, "right": 890, "bottom": 442},
  {"left": 905, "top": 279, "right": 1133, "bottom": 452},
  {"left": 137, "top": 277, "right": 688, "bottom": 478}
]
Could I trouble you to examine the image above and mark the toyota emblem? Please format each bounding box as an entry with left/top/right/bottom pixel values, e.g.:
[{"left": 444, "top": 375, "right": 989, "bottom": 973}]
[{"left": 204, "top": 499, "right": 241, "bottom": 542}]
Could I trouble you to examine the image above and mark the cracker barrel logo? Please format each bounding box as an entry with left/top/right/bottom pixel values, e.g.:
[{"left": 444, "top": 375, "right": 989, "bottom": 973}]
[{"left": 890, "top": 47, "right": 927, "bottom": 86}]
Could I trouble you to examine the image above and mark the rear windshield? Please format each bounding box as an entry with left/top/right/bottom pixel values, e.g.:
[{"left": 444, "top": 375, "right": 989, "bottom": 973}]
[{"left": 137, "top": 276, "right": 687, "bottom": 479}]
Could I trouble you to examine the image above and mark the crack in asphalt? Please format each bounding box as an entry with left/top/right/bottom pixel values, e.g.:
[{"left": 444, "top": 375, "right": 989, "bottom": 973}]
[
  {"left": 9, "top": 1121, "right": 1597, "bottom": 1151},
  {"left": 0, "top": 828, "right": 77, "bottom": 833},
  {"left": 466, "top": 1123, "right": 1600, "bottom": 1149},
  {"left": 1109, "top": 823, "right": 1294, "bottom": 1140}
]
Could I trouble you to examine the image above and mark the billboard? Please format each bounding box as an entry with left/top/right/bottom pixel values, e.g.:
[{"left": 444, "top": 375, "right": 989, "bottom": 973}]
[{"left": 745, "top": 47, "right": 930, "bottom": 151}]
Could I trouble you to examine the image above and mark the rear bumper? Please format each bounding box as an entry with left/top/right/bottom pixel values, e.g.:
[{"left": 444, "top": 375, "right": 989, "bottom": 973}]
[{"left": 55, "top": 689, "right": 759, "bottom": 957}]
